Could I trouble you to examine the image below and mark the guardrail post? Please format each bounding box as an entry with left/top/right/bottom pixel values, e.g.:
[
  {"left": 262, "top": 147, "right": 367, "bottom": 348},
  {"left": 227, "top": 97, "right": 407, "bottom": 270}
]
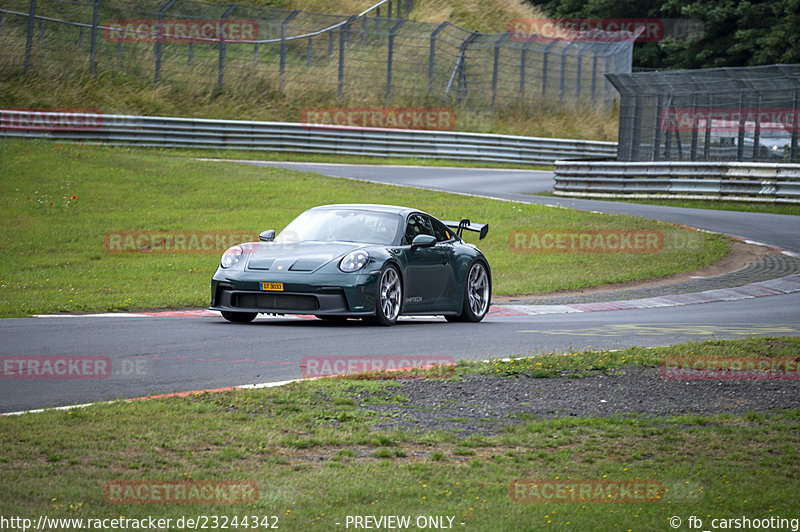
[
  {"left": 24, "top": 0, "right": 36, "bottom": 73},
  {"left": 280, "top": 9, "right": 300, "bottom": 92},
  {"left": 154, "top": 0, "right": 177, "bottom": 86},
  {"left": 428, "top": 22, "right": 448, "bottom": 96},
  {"left": 491, "top": 33, "right": 508, "bottom": 108},
  {"left": 386, "top": 19, "right": 407, "bottom": 101},
  {"left": 519, "top": 39, "right": 532, "bottom": 103},
  {"left": 89, "top": 0, "right": 101, "bottom": 74},
  {"left": 218, "top": 4, "right": 238, "bottom": 89},
  {"left": 338, "top": 15, "right": 357, "bottom": 100}
]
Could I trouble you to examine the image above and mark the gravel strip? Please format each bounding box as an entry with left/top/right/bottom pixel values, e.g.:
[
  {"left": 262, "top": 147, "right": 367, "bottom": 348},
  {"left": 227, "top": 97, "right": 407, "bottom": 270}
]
[{"left": 359, "top": 367, "right": 800, "bottom": 436}]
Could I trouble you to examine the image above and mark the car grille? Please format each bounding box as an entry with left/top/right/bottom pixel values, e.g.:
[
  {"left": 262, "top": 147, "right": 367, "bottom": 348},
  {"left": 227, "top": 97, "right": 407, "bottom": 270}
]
[{"left": 233, "top": 293, "right": 320, "bottom": 311}]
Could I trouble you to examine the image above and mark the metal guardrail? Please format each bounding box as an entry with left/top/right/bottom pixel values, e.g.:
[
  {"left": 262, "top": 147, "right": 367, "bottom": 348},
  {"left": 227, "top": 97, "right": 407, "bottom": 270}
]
[
  {"left": 554, "top": 159, "right": 800, "bottom": 203},
  {"left": 0, "top": 112, "right": 617, "bottom": 165}
]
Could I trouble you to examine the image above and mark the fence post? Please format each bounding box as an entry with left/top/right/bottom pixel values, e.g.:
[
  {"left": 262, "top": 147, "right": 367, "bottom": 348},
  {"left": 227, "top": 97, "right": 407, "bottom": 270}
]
[
  {"left": 154, "top": 0, "right": 177, "bottom": 85},
  {"left": 690, "top": 94, "right": 698, "bottom": 160},
  {"left": 428, "top": 22, "right": 448, "bottom": 96},
  {"left": 751, "top": 94, "right": 762, "bottom": 161},
  {"left": 338, "top": 15, "right": 357, "bottom": 100},
  {"left": 405, "top": 0, "right": 412, "bottom": 17},
  {"left": 791, "top": 89, "right": 799, "bottom": 163},
  {"left": 736, "top": 93, "right": 745, "bottom": 162},
  {"left": 280, "top": 9, "right": 301, "bottom": 92},
  {"left": 252, "top": 43, "right": 257, "bottom": 66},
  {"left": 703, "top": 94, "right": 712, "bottom": 160},
  {"left": 559, "top": 41, "right": 576, "bottom": 106},
  {"left": 89, "top": 0, "right": 101, "bottom": 75},
  {"left": 575, "top": 42, "right": 595, "bottom": 105},
  {"left": 455, "top": 32, "right": 479, "bottom": 105},
  {"left": 491, "top": 33, "right": 508, "bottom": 108},
  {"left": 386, "top": 19, "right": 406, "bottom": 102},
  {"left": 541, "top": 40, "right": 558, "bottom": 99},
  {"left": 519, "top": 39, "right": 532, "bottom": 103},
  {"left": 653, "top": 94, "right": 663, "bottom": 161},
  {"left": 306, "top": 37, "right": 312, "bottom": 66},
  {"left": 388, "top": 0, "right": 392, "bottom": 20},
  {"left": 24, "top": 0, "right": 36, "bottom": 73},
  {"left": 218, "top": 4, "right": 237, "bottom": 89},
  {"left": 328, "top": 30, "right": 333, "bottom": 57}
]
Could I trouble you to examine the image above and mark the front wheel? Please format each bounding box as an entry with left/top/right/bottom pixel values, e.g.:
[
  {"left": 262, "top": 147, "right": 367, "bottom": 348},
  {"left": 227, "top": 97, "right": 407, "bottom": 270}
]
[
  {"left": 365, "top": 265, "right": 402, "bottom": 326},
  {"left": 446, "top": 261, "right": 490, "bottom": 323},
  {"left": 221, "top": 311, "right": 257, "bottom": 323}
]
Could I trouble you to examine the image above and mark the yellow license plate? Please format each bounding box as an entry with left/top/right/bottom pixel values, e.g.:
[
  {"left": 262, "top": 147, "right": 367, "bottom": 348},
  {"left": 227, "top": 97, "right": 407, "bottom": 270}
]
[{"left": 259, "top": 282, "right": 284, "bottom": 291}]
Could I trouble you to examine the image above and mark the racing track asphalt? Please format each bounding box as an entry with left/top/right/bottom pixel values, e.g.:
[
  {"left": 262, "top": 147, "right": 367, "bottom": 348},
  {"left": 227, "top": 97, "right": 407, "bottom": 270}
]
[{"left": 1, "top": 162, "right": 799, "bottom": 413}]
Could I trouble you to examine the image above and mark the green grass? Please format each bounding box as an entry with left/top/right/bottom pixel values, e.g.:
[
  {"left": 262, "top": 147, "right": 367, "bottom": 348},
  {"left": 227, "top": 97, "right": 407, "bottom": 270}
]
[
  {"left": 0, "top": 139, "right": 729, "bottom": 317},
  {"left": 2, "top": 337, "right": 799, "bottom": 530}
]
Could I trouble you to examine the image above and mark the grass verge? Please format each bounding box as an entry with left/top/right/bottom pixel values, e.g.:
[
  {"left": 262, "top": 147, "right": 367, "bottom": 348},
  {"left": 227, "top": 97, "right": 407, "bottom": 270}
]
[
  {"left": 0, "top": 140, "right": 729, "bottom": 317},
  {"left": 2, "top": 337, "right": 798, "bottom": 530}
]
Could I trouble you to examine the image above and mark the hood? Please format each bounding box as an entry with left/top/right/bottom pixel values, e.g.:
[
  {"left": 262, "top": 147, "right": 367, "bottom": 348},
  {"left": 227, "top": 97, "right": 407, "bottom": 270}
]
[{"left": 245, "top": 241, "right": 365, "bottom": 272}]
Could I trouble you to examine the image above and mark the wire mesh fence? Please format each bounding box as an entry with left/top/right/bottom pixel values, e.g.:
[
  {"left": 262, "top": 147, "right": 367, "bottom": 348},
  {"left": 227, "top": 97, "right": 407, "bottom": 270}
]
[
  {"left": 0, "top": 0, "right": 637, "bottom": 112},
  {"left": 607, "top": 65, "right": 800, "bottom": 163}
]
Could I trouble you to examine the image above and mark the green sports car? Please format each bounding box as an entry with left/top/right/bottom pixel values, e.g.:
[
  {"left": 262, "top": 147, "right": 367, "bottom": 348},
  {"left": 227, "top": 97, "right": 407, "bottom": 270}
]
[{"left": 210, "top": 204, "right": 491, "bottom": 325}]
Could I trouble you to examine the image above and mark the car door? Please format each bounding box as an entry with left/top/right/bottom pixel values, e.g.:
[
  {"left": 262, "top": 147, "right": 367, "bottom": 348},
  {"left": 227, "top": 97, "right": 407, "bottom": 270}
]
[{"left": 402, "top": 214, "right": 454, "bottom": 312}]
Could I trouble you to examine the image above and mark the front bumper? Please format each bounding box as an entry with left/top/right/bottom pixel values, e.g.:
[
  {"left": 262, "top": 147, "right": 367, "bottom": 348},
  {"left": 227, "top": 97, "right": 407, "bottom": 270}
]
[{"left": 209, "top": 269, "right": 380, "bottom": 316}]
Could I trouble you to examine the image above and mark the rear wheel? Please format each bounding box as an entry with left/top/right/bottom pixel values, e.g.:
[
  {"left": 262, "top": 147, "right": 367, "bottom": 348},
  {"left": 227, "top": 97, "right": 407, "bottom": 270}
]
[
  {"left": 221, "top": 311, "right": 257, "bottom": 323},
  {"left": 446, "top": 261, "right": 490, "bottom": 323},
  {"left": 365, "top": 265, "right": 402, "bottom": 326}
]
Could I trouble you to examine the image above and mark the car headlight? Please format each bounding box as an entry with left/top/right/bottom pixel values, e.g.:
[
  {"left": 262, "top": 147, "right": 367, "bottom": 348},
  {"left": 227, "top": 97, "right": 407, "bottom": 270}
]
[
  {"left": 220, "top": 245, "right": 244, "bottom": 268},
  {"left": 339, "top": 250, "right": 369, "bottom": 272}
]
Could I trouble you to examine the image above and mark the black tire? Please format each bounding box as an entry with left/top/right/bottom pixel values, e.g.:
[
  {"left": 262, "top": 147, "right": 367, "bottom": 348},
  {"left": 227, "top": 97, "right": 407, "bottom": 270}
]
[
  {"left": 446, "top": 261, "right": 491, "bottom": 323},
  {"left": 221, "top": 311, "right": 257, "bottom": 323},
  {"left": 364, "top": 264, "right": 402, "bottom": 326}
]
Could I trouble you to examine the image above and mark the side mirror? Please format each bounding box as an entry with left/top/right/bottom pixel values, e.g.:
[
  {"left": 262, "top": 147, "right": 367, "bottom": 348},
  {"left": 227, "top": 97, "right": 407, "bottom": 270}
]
[
  {"left": 259, "top": 229, "right": 275, "bottom": 242},
  {"left": 410, "top": 234, "right": 436, "bottom": 250}
]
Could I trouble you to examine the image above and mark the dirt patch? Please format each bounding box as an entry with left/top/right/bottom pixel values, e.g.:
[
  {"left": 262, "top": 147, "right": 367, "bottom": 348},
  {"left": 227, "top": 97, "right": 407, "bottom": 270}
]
[{"left": 493, "top": 239, "right": 772, "bottom": 303}]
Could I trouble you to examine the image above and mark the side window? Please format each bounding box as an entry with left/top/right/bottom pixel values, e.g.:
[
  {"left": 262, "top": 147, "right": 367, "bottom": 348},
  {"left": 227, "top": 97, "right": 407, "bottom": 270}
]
[
  {"left": 430, "top": 217, "right": 454, "bottom": 242},
  {"left": 404, "top": 214, "right": 434, "bottom": 244}
]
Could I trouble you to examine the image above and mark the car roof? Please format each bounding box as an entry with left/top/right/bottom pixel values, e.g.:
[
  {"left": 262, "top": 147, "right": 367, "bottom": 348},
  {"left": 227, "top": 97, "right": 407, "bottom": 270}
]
[{"left": 309, "top": 204, "right": 427, "bottom": 217}]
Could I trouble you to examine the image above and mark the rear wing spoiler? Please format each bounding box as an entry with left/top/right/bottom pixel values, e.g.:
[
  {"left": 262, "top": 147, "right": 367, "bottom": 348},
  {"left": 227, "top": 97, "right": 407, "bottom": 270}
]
[{"left": 444, "top": 219, "right": 489, "bottom": 240}]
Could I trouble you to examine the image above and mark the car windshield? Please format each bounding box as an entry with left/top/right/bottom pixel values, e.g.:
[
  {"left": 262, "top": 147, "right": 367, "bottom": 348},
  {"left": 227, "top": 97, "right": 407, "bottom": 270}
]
[{"left": 275, "top": 209, "right": 401, "bottom": 245}]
